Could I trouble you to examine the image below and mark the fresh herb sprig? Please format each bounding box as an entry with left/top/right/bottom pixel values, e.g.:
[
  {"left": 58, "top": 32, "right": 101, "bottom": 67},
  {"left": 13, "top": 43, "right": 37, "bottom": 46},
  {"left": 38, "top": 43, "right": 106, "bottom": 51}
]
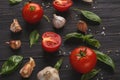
[
  {"left": 9, "top": 0, "right": 22, "bottom": 5},
  {"left": 72, "top": 8, "right": 102, "bottom": 24},
  {"left": 29, "top": 30, "right": 40, "bottom": 47},
  {"left": 65, "top": 32, "right": 101, "bottom": 48},
  {"left": 0, "top": 55, "right": 23, "bottom": 75},
  {"left": 81, "top": 69, "right": 101, "bottom": 80},
  {"left": 94, "top": 50, "right": 115, "bottom": 71}
]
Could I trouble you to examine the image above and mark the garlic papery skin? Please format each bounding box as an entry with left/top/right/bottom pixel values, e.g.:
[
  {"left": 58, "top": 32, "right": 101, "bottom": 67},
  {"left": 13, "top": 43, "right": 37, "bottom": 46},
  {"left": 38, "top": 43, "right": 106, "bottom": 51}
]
[
  {"left": 82, "top": 0, "right": 93, "bottom": 3},
  {"left": 37, "top": 66, "right": 60, "bottom": 80},
  {"left": 77, "top": 20, "right": 88, "bottom": 33},
  {"left": 20, "top": 57, "right": 36, "bottom": 78},
  {"left": 53, "top": 14, "right": 66, "bottom": 29},
  {"left": 10, "top": 19, "right": 22, "bottom": 33}
]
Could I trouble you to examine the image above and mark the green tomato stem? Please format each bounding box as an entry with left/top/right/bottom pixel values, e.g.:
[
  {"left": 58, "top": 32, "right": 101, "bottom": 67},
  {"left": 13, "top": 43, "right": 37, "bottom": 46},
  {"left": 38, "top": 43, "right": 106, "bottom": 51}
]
[{"left": 54, "top": 58, "right": 63, "bottom": 71}]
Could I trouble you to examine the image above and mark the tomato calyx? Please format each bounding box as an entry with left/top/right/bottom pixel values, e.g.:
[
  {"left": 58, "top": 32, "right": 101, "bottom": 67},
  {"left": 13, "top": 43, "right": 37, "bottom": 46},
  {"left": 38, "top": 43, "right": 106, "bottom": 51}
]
[
  {"left": 76, "top": 48, "right": 87, "bottom": 60},
  {"left": 29, "top": 6, "right": 36, "bottom": 11}
]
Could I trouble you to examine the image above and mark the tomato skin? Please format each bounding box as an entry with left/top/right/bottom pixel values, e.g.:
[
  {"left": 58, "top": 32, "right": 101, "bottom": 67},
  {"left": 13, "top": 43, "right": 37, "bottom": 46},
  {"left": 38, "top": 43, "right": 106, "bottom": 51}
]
[
  {"left": 22, "top": 2, "right": 43, "bottom": 24},
  {"left": 42, "top": 32, "right": 62, "bottom": 53},
  {"left": 53, "top": 0, "right": 73, "bottom": 12},
  {"left": 69, "top": 46, "right": 97, "bottom": 74}
]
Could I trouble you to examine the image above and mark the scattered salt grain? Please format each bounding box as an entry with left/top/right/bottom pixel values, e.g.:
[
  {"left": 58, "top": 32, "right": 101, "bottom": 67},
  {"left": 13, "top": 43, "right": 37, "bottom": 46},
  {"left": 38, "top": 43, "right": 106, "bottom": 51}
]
[
  {"left": 88, "top": 29, "right": 91, "bottom": 31},
  {"left": 75, "top": 15, "right": 78, "bottom": 17},
  {"left": 100, "top": 77, "right": 104, "bottom": 80},
  {"left": 69, "top": 52, "right": 71, "bottom": 54},
  {"left": 96, "top": 78, "right": 99, "bottom": 80},
  {"left": 46, "top": 5, "right": 50, "bottom": 8},
  {"left": 115, "top": 50, "right": 119, "bottom": 53},
  {"left": 42, "top": 3, "right": 45, "bottom": 6},
  {"left": 65, "top": 65, "right": 69, "bottom": 68},
  {"left": 93, "top": 6, "right": 96, "bottom": 9},
  {"left": 116, "top": 54, "right": 119, "bottom": 56},
  {"left": 101, "top": 31, "right": 106, "bottom": 36},
  {"left": 102, "top": 27, "right": 106, "bottom": 30},
  {"left": 107, "top": 50, "right": 112, "bottom": 53}
]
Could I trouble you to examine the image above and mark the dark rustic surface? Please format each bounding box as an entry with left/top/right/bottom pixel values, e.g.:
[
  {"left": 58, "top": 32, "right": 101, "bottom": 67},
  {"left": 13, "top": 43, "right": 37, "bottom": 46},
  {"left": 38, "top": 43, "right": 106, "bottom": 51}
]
[{"left": 0, "top": 0, "right": 120, "bottom": 80}]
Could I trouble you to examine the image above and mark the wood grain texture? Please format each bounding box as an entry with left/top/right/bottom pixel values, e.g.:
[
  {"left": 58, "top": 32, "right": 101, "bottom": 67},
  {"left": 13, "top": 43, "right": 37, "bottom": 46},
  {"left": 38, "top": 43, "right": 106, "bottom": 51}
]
[{"left": 0, "top": 0, "right": 120, "bottom": 80}]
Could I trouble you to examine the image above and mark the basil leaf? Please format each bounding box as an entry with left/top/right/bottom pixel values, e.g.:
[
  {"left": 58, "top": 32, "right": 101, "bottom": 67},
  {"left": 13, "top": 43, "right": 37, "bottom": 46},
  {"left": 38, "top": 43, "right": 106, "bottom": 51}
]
[
  {"left": 29, "top": 30, "right": 40, "bottom": 47},
  {"left": 84, "top": 38, "right": 100, "bottom": 49},
  {"left": 65, "top": 32, "right": 83, "bottom": 40},
  {"left": 54, "top": 58, "right": 63, "bottom": 71},
  {"left": 65, "top": 32, "right": 101, "bottom": 48},
  {"left": 81, "top": 69, "right": 101, "bottom": 80},
  {"left": 94, "top": 50, "right": 115, "bottom": 71},
  {"left": 0, "top": 55, "right": 23, "bottom": 75},
  {"left": 81, "top": 10, "right": 102, "bottom": 23},
  {"left": 9, "top": 0, "right": 22, "bottom": 5}
]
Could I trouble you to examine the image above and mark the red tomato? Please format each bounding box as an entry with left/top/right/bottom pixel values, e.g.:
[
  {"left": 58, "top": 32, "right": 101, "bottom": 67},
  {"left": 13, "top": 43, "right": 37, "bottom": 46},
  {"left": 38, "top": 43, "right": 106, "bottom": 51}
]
[
  {"left": 53, "top": 0, "right": 73, "bottom": 12},
  {"left": 42, "top": 32, "right": 62, "bottom": 53},
  {"left": 69, "top": 46, "right": 97, "bottom": 74},
  {"left": 22, "top": 2, "right": 43, "bottom": 24}
]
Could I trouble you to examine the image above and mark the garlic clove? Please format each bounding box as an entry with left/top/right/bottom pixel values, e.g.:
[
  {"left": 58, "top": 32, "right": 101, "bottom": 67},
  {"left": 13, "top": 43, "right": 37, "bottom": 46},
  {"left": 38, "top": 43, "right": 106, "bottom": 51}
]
[
  {"left": 82, "top": 0, "right": 93, "bottom": 3},
  {"left": 10, "top": 19, "right": 22, "bottom": 33},
  {"left": 20, "top": 57, "right": 36, "bottom": 78},
  {"left": 77, "top": 20, "right": 88, "bottom": 33},
  {"left": 6, "top": 40, "right": 21, "bottom": 50},
  {"left": 37, "top": 66, "right": 60, "bottom": 80},
  {"left": 53, "top": 14, "right": 66, "bottom": 29}
]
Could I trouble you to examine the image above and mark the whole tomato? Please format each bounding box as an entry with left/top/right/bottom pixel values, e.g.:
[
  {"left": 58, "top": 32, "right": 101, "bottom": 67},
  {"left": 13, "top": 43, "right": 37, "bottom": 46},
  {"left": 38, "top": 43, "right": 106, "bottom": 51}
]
[
  {"left": 69, "top": 46, "right": 97, "bottom": 74},
  {"left": 42, "top": 32, "right": 62, "bottom": 53},
  {"left": 22, "top": 2, "right": 43, "bottom": 24},
  {"left": 53, "top": 0, "right": 73, "bottom": 12}
]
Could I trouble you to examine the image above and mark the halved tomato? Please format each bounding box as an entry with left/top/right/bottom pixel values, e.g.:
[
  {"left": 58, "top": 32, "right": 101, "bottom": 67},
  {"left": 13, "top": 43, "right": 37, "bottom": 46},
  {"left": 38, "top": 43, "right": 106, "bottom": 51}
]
[
  {"left": 42, "top": 32, "right": 62, "bottom": 53},
  {"left": 53, "top": 0, "right": 73, "bottom": 12}
]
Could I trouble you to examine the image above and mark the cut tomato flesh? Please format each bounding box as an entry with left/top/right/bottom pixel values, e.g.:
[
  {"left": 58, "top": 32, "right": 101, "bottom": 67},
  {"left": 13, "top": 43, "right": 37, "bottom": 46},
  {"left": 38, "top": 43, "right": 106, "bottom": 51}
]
[{"left": 55, "top": 0, "right": 69, "bottom": 6}]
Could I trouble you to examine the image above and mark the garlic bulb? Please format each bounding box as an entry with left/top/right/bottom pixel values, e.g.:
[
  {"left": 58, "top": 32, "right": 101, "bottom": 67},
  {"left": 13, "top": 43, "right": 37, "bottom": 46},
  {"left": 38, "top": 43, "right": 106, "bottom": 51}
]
[
  {"left": 82, "top": 0, "right": 93, "bottom": 3},
  {"left": 77, "top": 20, "right": 88, "bottom": 33},
  {"left": 53, "top": 14, "right": 66, "bottom": 29},
  {"left": 6, "top": 40, "right": 21, "bottom": 49},
  {"left": 37, "top": 66, "right": 60, "bottom": 80},
  {"left": 20, "top": 57, "right": 36, "bottom": 78},
  {"left": 10, "top": 19, "right": 22, "bottom": 33}
]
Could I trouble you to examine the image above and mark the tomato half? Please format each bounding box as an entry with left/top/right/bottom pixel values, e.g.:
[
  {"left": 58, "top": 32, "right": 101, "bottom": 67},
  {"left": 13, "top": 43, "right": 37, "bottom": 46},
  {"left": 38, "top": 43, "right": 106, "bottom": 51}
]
[
  {"left": 22, "top": 2, "right": 43, "bottom": 24},
  {"left": 42, "top": 32, "right": 62, "bottom": 53},
  {"left": 69, "top": 46, "right": 97, "bottom": 74},
  {"left": 53, "top": 0, "right": 73, "bottom": 12}
]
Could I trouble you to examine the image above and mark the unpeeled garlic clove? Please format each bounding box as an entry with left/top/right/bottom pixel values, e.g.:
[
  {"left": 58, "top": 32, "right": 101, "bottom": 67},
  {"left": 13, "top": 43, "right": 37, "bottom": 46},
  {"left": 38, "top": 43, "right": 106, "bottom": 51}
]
[
  {"left": 82, "top": 0, "right": 93, "bottom": 3},
  {"left": 53, "top": 14, "right": 66, "bottom": 29},
  {"left": 10, "top": 19, "right": 22, "bottom": 33},
  {"left": 20, "top": 57, "right": 36, "bottom": 78},
  {"left": 6, "top": 40, "right": 21, "bottom": 49},
  {"left": 77, "top": 20, "right": 88, "bottom": 33},
  {"left": 37, "top": 66, "right": 60, "bottom": 80}
]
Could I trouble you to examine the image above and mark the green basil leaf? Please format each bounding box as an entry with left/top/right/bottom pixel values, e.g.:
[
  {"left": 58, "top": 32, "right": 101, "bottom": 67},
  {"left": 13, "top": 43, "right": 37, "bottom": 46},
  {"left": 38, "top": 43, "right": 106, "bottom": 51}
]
[
  {"left": 65, "top": 32, "right": 83, "bottom": 40},
  {"left": 9, "top": 0, "right": 22, "bottom": 5},
  {"left": 65, "top": 32, "right": 101, "bottom": 48},
  {"left": 81, "top": 10, "right": 102, "bottom": 23},
  {"left": 94, "top": 50, "right": 115, "bottom": 71},
  {"left": 54, "top": 58, "right": 63, "bottom": 71},
  {"left": 84, "top": 38, "right": 101, "bottom": 48},
  {"left": 29, "top": 30, "right": 40, "bottom": 47},
  {"left": 0, "top": 55, "right": 23, "bottom": 75},
  {"left": 81, "top": 69, "right": 101, "bottom": 80}
]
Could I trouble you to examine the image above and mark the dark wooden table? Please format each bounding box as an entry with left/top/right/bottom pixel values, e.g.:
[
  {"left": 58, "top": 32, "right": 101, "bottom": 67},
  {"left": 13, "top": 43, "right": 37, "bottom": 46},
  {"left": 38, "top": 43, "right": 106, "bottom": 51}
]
[{"left": 0, "top": 0, "right": 120, "bottom": 80}]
